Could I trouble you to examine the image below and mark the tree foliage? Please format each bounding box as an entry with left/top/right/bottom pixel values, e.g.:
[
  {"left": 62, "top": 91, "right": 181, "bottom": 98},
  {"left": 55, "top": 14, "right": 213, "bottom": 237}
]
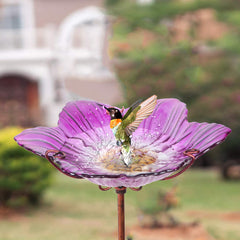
[{"left": 105, "top": 0, "right": 240, "bottom": 164}]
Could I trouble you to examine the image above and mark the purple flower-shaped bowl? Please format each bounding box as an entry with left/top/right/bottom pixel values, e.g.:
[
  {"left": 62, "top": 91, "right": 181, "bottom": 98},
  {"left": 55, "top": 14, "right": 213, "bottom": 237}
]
[{"left": 15, "top": 98, "right": 231, "bottom": 187}]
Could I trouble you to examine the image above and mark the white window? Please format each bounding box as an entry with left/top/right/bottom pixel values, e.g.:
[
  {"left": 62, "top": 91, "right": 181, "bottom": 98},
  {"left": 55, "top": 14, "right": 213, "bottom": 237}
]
[
  {"left": 0, "top": 0, "right": 34, "bottom": 49},
  {"left": 0, "top": 4, "right": 22, "bottom": 29}
]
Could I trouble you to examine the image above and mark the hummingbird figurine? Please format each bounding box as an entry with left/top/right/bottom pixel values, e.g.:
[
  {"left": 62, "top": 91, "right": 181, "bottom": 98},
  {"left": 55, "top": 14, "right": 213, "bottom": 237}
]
[{"left": 104, "top": 95, "right": 157, "bottom": 166}]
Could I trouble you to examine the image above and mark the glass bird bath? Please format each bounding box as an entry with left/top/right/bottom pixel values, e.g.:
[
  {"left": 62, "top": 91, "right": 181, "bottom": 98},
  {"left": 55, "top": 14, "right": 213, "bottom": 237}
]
[{"left": 15, "top": 97, "right": 231, "bottom": 240}]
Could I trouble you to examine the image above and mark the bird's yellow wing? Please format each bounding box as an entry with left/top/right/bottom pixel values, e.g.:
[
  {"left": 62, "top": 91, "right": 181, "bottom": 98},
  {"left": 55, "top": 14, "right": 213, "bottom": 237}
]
[{"left": 125, "top": 95, "right": 157, "bottom": 136}]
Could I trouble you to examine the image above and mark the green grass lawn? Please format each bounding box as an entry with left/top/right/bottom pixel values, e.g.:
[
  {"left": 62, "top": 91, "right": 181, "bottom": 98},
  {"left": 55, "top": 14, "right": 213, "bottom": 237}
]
[{"left": 0, "top": 169, "right": 240, "bottom": 240}]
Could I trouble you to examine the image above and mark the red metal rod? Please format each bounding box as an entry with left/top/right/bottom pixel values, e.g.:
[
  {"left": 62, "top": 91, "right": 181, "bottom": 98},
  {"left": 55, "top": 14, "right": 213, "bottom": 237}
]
[{"left": 115, "top": 187, "right": 126, "bottom": 240}]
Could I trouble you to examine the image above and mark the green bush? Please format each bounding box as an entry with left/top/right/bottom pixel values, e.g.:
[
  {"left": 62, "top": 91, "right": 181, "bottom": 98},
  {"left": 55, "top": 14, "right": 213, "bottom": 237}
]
[{"left": 0, "top": 127, "right": 53, "bottom": 207}]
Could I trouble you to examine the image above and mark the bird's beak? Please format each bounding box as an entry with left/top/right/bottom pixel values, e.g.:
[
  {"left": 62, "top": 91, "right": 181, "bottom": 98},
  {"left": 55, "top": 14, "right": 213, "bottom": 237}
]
[{"left": 104, "top": 106, "right": 110, "bottom": 115}]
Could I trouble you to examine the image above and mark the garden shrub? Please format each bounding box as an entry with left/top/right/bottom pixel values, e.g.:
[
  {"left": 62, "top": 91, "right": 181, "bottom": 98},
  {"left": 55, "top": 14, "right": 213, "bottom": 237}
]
[
  {"left": 0, "top": 127, "right": 53, "bottom": 207},
  {"left": 138, "top": 187, "right": 179, "bottom": 228}
]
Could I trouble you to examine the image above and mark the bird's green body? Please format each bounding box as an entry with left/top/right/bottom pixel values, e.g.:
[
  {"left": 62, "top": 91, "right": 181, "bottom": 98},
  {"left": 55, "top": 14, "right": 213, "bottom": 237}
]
[
  {"left": 104, "top": 95, "right": 157, "bottom": 165},
  {"left": 114, "top": 105, "right": 141, "bottom": 152}
]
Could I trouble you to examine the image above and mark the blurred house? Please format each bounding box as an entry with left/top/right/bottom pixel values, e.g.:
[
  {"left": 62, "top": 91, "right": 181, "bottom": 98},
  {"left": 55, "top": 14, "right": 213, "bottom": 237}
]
[{"left": 0, "top": 0, "right": 123, "bottom": 127}]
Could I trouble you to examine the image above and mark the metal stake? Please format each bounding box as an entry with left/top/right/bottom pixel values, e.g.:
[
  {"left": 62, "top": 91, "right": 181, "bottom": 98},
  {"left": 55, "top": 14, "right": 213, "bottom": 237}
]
[
  {"left": 99, "top": 186, "right": 142, "bottom": 240},
  {"left": 115, "top": 187, "right": 126, "bottom": 240}
]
